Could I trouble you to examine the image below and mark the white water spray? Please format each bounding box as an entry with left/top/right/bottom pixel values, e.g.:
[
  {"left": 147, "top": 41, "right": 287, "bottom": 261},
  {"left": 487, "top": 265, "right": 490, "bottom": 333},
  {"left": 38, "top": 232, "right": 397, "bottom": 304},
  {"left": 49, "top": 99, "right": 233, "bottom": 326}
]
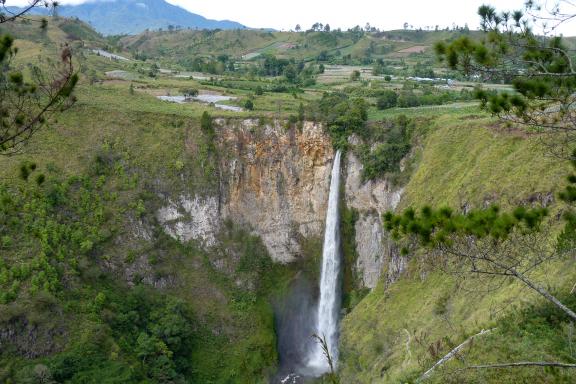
[{"left": 308, "top": 149, "right": 342, "bottom": 373}]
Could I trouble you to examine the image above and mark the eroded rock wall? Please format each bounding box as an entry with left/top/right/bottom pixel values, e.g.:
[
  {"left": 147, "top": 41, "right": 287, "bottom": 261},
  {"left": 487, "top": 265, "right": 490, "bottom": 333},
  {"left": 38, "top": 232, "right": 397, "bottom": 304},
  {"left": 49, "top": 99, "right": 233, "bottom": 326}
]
[
  {"left": 218, "top": 119, "right": 334, "bottom": 263},
  {"left": 156, "top": 119, "right": 405, "bottom": 287},
  {"left": 157, "top": 119, "right": 334, "bottom": 263},
  {"left": 344, "top": 150, "right": 404, "bottom": 288},
  {"left": 156, "top": 195, "right": 220, "bottom": 247}
]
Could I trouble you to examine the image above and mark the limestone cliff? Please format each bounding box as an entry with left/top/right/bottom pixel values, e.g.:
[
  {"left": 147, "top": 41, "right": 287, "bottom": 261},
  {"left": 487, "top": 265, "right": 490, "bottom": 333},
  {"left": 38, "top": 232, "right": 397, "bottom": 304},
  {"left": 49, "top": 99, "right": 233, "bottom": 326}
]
[
  {"left": 344, "top": 149, "right": 404, "bottom": 288},
  {"left": 156, "top": 119, "right": 404, "bottom": 288},
  {"left": 218, "top": 119, "right": 333, "bottom": 263}
]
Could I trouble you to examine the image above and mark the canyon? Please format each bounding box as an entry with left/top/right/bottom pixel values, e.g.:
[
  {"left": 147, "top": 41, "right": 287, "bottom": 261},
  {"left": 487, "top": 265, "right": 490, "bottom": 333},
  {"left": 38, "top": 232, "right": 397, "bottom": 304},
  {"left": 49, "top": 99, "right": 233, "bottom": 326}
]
[{"left": 156, "top": 119, "right": 405, "bottom": 290}]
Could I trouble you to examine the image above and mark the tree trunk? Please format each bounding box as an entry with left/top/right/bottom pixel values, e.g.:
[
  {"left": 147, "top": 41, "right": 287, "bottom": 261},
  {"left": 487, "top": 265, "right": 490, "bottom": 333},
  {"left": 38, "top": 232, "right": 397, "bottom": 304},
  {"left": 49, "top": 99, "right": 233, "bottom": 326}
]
[{"left": 511, "top": 269, "right": 576, "bottom": 322}]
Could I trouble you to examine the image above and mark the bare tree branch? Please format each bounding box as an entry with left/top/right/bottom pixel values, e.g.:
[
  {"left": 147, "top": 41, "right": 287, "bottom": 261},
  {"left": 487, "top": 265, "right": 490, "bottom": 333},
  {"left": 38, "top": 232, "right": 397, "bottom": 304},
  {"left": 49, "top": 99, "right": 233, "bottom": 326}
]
[
  {"left": 0, "top": 0, "right": 51, "bottom": 24},
  {"left": 460, "top": 361, "right": 576, "bottom": 369},
  {"left": 418, "top": 328, "right": 496, "bottom": 382}
]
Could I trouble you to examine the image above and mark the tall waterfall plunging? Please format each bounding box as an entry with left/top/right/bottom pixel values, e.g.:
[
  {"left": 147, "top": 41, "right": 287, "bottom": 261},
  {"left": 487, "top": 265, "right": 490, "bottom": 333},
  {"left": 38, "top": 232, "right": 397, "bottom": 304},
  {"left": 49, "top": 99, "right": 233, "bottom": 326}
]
[{"left": 308, "top": 149, "right": 342, "bottom": 373}]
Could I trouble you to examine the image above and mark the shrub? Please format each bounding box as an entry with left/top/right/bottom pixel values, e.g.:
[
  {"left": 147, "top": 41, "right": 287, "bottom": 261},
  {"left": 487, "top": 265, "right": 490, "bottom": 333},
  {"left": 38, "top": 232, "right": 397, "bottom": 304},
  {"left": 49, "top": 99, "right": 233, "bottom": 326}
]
[
  {"left": 376, "top": 90, "right": 398, "bottom": 110},
  {"left": 182, "top": 88, "right": 199, "bottom": 99},
  {"left": 361, "top": 115, "right": 411, "bottom": 180}
]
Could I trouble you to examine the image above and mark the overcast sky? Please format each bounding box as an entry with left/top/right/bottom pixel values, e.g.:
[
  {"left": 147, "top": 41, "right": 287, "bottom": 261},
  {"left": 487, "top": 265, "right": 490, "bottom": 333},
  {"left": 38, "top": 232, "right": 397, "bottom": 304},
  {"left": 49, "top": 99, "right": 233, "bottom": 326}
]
[{"left": 7, "top": 0, "right": 576, "bottom": 35}]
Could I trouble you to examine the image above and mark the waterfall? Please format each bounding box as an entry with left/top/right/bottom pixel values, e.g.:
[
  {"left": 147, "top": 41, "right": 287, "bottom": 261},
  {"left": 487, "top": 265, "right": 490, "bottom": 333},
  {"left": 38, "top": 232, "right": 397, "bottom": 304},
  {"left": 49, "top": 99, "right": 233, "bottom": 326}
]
[{"left": 308, "top": 149, "right": 342, "bottom": 373}]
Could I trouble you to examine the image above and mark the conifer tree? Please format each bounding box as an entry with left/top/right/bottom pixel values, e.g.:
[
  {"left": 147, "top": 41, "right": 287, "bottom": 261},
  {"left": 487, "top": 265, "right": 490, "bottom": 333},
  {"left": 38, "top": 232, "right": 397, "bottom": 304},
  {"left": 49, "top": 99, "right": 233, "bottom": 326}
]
[{"left": 435, "top": 1, "right": 576, "bottom": 157}]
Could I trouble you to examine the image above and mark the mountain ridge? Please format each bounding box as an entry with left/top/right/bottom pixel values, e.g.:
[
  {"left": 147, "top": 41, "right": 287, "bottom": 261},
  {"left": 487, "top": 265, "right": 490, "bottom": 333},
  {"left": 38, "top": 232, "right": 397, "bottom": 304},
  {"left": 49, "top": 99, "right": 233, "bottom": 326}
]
[{"left": 7, "top": 0, "right": 247, "bottom": 35}]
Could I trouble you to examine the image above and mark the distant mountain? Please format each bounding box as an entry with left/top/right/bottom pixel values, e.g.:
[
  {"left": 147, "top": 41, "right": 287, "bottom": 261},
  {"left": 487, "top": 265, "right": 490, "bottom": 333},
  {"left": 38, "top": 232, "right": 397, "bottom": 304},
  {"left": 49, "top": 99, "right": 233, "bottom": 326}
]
[{"left": 8, "top": 0, "right": 246, "bottom": 35}]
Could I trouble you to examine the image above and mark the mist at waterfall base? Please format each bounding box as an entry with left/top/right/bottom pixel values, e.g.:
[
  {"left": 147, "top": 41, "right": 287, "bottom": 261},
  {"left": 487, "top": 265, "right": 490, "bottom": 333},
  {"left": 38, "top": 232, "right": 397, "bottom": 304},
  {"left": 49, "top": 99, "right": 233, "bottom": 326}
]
[
  {"left": 273, "top": 274, "right": 319, "bottom": 382},
  {"left": 274, "top": 150, "right": 343, "bottom": 382}
]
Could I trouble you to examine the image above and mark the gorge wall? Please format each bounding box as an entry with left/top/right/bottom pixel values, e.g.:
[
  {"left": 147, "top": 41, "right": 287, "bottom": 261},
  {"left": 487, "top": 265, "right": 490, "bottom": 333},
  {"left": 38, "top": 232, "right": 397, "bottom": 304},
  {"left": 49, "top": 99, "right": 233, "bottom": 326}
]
[
  {"left": 156, "top": 119, "right": 405, "bottom": 289},
  {"left": 344, "top": 149, "right": 404, "bottom": 288}
]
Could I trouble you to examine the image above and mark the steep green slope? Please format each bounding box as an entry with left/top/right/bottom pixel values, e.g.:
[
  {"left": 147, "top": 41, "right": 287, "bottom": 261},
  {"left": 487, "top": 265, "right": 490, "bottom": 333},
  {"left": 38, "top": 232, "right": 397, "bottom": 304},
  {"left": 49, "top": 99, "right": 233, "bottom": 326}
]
[
  {"left": 0, "top": 20, "right": 298, "bottom": 379},
  {"left": 339, "top": 115, "right": 576, "bottom": 383},
  {"left": 0, "top": 86, "right": 296, "bottom": 382}
]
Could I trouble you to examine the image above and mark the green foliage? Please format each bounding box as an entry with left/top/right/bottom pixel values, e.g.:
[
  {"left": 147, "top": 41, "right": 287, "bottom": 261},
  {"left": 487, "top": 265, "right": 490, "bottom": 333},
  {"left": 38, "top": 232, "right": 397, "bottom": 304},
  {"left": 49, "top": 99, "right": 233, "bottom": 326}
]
[
  {"left": 232, "top": 227, "right": 277, "bottom": 295},
  {"left": 22, "top": 288, "right": 195, "bottom": 384},
  {"left": 376, "top": 90, "right": 398, "bottom": 110},
  {"left": 59, "top": 19, "right": 103, "bottom": 41},
  {"left": 182, "top": 88, "right": 199, "bottom": 98},
  {"left": 178, "top": 56, "right": 227, "bottom": 75},
  {"left": 110, "top": 291, "right": 193, "bottom": 382},
  {"left": 340, "top": 202, "right": 368, "bottom": 311},
  {"left": 384, "top": 204, "right": 548, "bottom": 246},
  {"left": 412, "top": 61, "right": 436, "bottom": 78},
  {"left": 194, "top": 111, "right": 220, "bottom": 185},
  {"left": 200, "top": 111, "right": 215, "bottom": 142},
  {"left": 0, "top": 30, "right": 77, "bottom": 154},
  {"left": 35, "top": 173, "right": 46, "bottom": 185},
  {"left": 397, "top": 88, "right": 462, "bottom": 108},
  {"left": 360, "top": 115, "right": 412, "bottom": 181},
  {"left": 283, "top": 64, "right": 298, "bottom": 83},
  {"left": 19, "top": 161, "right": 36, "bottom": 181},
  {"left": 200, "top": 111, "right": 212, "bottom": 131},
  {"left": 311, "top": 93, "right": 368, "bottom": 149},
  {"left": 257, "top": 54, "right": 317, "bottom": 86},
  {"left": 372, "top": 59, "right": 390, "bottom": 76},
  {"left": 347, "top": 84, "right": 474, "bottom": 109},
  {"left": 361, "top": 139, "right": 409, "bottom": 181},
  {"left": 435, "top": 5, "right": 576, "bottom": 141},
  {"left": 425, "top": 293, "right": 576, "bottom": 383},
  {"left": 187, "top": 222, "right": 293, "bottom": 383},
  {"left": 244, "top": 99, "right": 255, "bottom": 110},
  {"left": 200, "top": 78, "right": 303, "bottom": 95},
  {"left": 0, "top": 168, "right": 113, "bottom": 303},
  {"left": 0, "top": 34, "right": 15, "bottom": 63},
  {"left": 556, "top": 150, "right": 576, "bottom": 251}
]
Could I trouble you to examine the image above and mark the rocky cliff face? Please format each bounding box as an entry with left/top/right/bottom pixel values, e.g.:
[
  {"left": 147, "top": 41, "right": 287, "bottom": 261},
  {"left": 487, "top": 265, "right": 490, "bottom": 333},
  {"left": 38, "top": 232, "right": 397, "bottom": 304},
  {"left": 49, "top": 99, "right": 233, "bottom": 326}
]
[
  {"left": 344, "top": 150, "right": 404, "bottom": 288},
  {"left": 156, "top": 119, "right": 333, "bottom": 263},
  {"left": 156, "top": 119, "right": 404, "bottom": 288},
  {"left": 218, "top": 119, "right": 333, "bottom": 263}
]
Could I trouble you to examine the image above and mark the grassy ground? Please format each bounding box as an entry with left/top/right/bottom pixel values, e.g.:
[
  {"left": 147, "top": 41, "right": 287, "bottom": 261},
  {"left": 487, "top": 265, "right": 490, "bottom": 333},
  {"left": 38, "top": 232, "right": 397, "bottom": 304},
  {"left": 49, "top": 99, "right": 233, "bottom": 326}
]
[
  {"left": 339, "top": 112, "right": 576, "bottom": 383},
  {"left": 341, "top": 263, "right": 576, "bottom": 383},
  {"left": 368, "top": 102, "right": 483, "bottom": 121},
  {"left": 401, "top": 114, "right": 570, "bottom": 207}
]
